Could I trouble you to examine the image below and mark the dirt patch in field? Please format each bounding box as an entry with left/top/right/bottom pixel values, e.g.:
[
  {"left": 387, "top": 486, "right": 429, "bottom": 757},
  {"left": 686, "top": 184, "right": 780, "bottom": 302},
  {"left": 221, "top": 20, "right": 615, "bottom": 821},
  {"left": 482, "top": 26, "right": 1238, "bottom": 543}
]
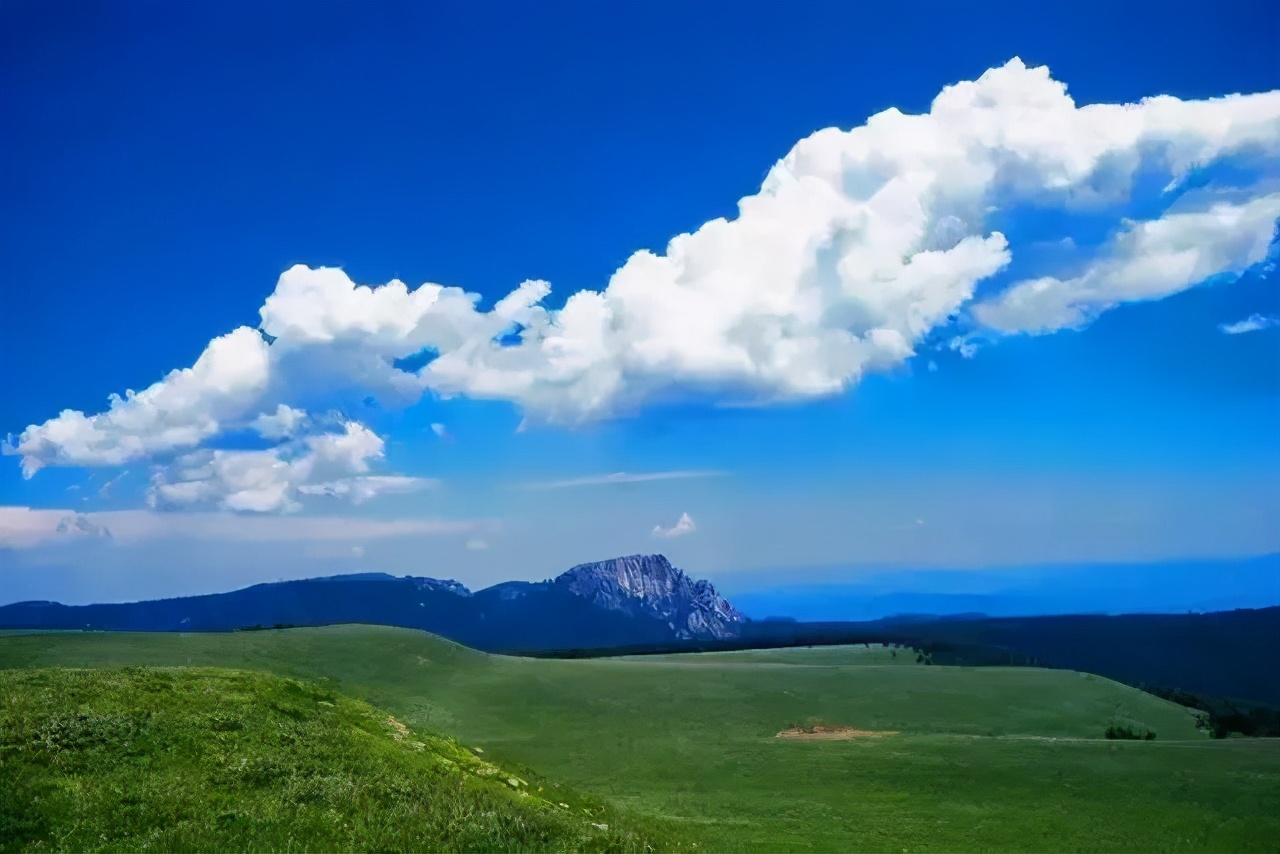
[
  {"left": 386, "top": 715, "right": 411, "bottom": 741},
  {"left": 775, "top": 725, "right": 899, "bottom": 740}
]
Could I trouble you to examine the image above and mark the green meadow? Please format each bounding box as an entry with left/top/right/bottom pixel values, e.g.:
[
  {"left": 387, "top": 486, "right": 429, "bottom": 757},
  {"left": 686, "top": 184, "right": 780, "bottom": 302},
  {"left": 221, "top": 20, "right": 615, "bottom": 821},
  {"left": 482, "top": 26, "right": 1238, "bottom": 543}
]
[
  {"left": 0, "top": 666, "right": 674, "bottom": 854},
  {"left": 3, "top": 626, "right": 1278, "bottom": 853}
]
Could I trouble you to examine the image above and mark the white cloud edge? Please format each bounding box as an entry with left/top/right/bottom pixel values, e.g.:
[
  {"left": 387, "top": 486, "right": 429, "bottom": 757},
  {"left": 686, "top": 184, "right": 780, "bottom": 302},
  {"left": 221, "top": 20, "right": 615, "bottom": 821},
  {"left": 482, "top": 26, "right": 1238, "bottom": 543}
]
[
  {"left": 522, "top": 470, "right": 729, "bottom": 490},
  {"left": 144, "top": 422, "right": 433, "bottom": 514},
  {"left": 297, "top": 475, "right": 440, "bottom": 504},
  {"left": 1219, "top": 313, "right": 1280, "bottom": 334},
  {"left": 652, "top": 511, "right": 697, "bottom": 539},
  {"left": 974, "top": 195, "right": 1280, "bottom": 334},
  {"left": 251, "top": 404, "right": 308, "bottom": 440}
]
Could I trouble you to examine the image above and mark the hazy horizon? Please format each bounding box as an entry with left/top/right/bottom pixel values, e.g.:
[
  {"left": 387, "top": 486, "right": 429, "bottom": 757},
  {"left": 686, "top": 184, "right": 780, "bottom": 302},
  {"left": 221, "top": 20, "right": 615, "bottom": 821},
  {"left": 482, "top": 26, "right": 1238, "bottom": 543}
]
[
  {"left": 3, "top": 2, "right": 1278, "bottom": 610},
  {"left": 4, "top": 546, "right": 1277, "bottom": 620}
]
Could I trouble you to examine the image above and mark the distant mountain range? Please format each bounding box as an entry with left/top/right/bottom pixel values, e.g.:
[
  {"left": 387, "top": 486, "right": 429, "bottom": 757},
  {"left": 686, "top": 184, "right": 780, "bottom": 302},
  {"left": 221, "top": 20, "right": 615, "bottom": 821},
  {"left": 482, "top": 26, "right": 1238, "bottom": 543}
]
[
  {"left": 723, "top": 554, "right": 1280, "bottom": 622},
  {"left": 4, "top": 551, "right": 1278, "bottom": 712},
  {"left": 0, "top": 554, "right": 745, "bottom": 651}
]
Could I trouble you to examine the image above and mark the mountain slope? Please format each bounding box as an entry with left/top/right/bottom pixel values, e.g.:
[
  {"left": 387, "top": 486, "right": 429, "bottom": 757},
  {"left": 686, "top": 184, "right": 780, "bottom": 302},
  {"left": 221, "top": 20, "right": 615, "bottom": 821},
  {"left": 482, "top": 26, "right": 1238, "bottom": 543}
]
[
  {"left": 0, "top": 554, "right": 743, "bottom": 651},
  {"left": 485, "top": 554, "right": 744, "bottom": 641},
  {"left": 561, "top": 554, "right": 744, "bottom": 637}
]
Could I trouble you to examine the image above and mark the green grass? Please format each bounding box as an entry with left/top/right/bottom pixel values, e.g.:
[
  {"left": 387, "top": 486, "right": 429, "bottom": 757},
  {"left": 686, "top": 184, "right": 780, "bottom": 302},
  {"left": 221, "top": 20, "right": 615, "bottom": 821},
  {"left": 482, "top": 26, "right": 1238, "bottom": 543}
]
[
  {"left": 4, "top": 626, "right": 1279, "bottom": 853},
  {"left": 0, "top": 666, "right": 679, "bottom": 853},
  {"left": 625, "top": 642, "right": 916, "bottom": 666}
]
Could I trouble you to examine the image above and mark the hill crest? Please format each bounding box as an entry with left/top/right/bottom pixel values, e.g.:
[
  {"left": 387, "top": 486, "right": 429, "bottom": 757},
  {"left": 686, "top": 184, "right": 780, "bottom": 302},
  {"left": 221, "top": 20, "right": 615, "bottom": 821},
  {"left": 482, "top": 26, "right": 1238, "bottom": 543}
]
[{"left": 0, "top": 552, "right": 743, "bottom": 647}]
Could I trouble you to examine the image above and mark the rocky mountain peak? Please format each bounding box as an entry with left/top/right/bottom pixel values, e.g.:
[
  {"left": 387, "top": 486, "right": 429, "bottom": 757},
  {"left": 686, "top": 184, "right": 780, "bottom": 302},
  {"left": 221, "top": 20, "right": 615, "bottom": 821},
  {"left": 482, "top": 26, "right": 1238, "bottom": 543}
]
[
  {"left": 554, "top": 554, "right": 744, "bottom": 640},
  {"left": 412, "top": 577, "right": 473, "bottom": 597}
]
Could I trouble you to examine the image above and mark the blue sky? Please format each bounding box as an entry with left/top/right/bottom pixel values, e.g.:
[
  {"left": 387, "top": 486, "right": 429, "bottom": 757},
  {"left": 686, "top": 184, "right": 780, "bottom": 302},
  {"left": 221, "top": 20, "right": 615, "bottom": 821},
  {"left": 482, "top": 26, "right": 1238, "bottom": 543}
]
[{"left": 2, "top": 0, "right": 1279, "bottom": 605}]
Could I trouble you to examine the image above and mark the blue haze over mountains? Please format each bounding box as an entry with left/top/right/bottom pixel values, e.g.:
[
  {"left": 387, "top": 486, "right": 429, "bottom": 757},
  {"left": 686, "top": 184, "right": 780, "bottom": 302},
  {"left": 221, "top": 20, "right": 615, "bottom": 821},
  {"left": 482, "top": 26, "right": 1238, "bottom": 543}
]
[
  {"left": 722, "top": 554, "right": 1280, "bottom": 622},
  {"left": 4, "top": 552, "right": 1277, "bottom": 708},
  {"left": 3, "top": 553, "right": 1278, "bottom": 623}
]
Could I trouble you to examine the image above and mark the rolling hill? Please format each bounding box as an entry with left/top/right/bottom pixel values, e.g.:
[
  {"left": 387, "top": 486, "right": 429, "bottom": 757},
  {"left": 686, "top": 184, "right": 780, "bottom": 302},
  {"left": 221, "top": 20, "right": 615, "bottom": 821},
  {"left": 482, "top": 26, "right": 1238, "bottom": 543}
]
[
  {"left": 0, "top": 665, "right": 677, "bottom": 853},
  {"left": 723, "top": 607, "right": 1280, "bottom": 708},
  {"left": 5, "top": 554, "right": 1277, "bottom": 717},
  {"left": 4, "top": 626, "right": 1277, "bottom": 853}
]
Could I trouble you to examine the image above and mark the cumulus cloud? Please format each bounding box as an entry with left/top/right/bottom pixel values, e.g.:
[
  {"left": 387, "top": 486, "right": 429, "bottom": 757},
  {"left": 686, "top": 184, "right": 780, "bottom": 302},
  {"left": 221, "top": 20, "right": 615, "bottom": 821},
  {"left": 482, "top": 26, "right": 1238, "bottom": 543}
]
[
  {"left": 0, "top": 505, "right": 493, "bottom": 549},
  {"left": 9, "top": 327, "right": 270, "bottom": 477},
  {"left": 652, "top": 512, "right": 697, "bottom": 539},
  {"left": 7, "top": 59, "right": 1280, "bottom": 486},
  {"left": 147, "top": 421, "right": 396, "bottom": 513},
  {"left": 975, "top": 195, "right": 1280, "bottom": 333},
  {"left": 1219, "top": 313, "right": 1280, "bottom": 334},
  {"left": 526, "top": 470, "right": 728, "bottom": 489},
  {"left": 251, "top": 404, "right": 307, "bottom": 440}
]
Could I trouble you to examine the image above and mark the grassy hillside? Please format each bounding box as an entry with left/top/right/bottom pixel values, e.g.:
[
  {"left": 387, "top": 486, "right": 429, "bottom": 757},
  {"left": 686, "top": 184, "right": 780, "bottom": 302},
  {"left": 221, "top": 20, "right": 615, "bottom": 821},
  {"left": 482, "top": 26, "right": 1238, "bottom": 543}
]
[
  {"left": 4, "top": 627, "right": 1279, "bottom": 852},
  {"left": 627, "top": 642, "right": 918, "bottom": 666},
  {"left": 0, "top": 667, "right": 677, "bottom": 853}
]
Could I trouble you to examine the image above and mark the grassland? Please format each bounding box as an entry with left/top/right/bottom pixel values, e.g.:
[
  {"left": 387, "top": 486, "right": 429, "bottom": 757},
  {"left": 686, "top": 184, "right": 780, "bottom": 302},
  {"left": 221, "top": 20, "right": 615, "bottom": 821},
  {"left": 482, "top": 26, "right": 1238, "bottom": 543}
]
[
  {"left": 0, "top": 666, "right": 678, "bottom": 853},
  {"left": 3, "top": 627, "right": 1279, "bottom": 853}
]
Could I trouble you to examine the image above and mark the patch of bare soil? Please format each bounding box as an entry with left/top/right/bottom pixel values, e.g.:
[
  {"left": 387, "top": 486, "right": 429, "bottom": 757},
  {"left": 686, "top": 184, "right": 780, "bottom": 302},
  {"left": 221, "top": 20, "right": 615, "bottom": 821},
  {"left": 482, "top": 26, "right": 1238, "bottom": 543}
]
[
  {"left": 387, "top": 715, "right": 411, "bottom": 741},
  {"left": 775, "top": 725, "right": 899, "bottom": 740}
]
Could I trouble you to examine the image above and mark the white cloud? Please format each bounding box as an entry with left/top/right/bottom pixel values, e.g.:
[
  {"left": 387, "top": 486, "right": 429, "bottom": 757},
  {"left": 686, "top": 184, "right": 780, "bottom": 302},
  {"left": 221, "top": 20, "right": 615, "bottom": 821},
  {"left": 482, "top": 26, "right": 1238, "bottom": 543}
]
[
  {"left": 147, "top": 421, "right": 402, "bottom": 513},
  {"left": 948, "top": 336, "right": 981, "bottom": 359},
  {"left": 7, "top": 59, "right": 1280, "bottom": 481},
  {"left": 465, "top": 537, "right": 490, "bottom": 551},
  {"left": 526, "top": 470, "right": 728, "bottom": 490},
  {"left": 524, "top": 471, "right": 732, "bottom": 491},
  {"left": 351, "top": 545, "right": 365, "bottom": 558},
  {"left": 975, "top": 194, "right": 1280, "bottom": 333},
  {"left": 652, "top": 511, "right": 697, "bottom": 539},
  {"left": 97, "top": 470, "right": 128, "bottom": 498},
  {"left": 1219, "top": 313, "right": 1280, "bottom": 335},
  {"left": 297, "top": 475, "right": 438, "bottom": 504},
  {"left": 8, "top": 326, "right": 270, "bottom": 477},
  {"left": 0, "top": 505, "right": 493, "bottom": 548},
  {"left": 251, "top": 404, "right": 308, "bottom": 440},
  {"left": 430, "top": 422, "right": 450, "bottom": 439}
]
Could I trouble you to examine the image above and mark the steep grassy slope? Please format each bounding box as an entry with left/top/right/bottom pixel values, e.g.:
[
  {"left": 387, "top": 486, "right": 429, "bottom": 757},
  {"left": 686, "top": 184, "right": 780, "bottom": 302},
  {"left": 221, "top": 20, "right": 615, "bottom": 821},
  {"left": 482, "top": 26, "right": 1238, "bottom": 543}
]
[
  {"left": 4, "top": 627, "right": 1279, "bottom": 853},
  {"left": 0, "top": 667, "right": 678, "bottom": 854}
]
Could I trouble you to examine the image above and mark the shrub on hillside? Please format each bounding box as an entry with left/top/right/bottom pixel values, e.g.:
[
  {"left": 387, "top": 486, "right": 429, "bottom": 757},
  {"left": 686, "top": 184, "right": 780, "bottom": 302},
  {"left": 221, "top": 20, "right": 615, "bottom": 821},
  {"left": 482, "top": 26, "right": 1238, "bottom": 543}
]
[{"left": 1105, "top": 724, "right": 1156, "bottom": 740}]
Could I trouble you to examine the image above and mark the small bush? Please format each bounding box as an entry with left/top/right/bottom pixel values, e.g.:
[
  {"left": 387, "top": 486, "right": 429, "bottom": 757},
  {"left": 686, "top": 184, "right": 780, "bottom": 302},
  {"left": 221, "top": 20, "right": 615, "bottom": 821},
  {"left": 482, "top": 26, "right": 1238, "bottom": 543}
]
[{"left": 1105, "top": 724, "right": 1156, "bottom": 740}]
